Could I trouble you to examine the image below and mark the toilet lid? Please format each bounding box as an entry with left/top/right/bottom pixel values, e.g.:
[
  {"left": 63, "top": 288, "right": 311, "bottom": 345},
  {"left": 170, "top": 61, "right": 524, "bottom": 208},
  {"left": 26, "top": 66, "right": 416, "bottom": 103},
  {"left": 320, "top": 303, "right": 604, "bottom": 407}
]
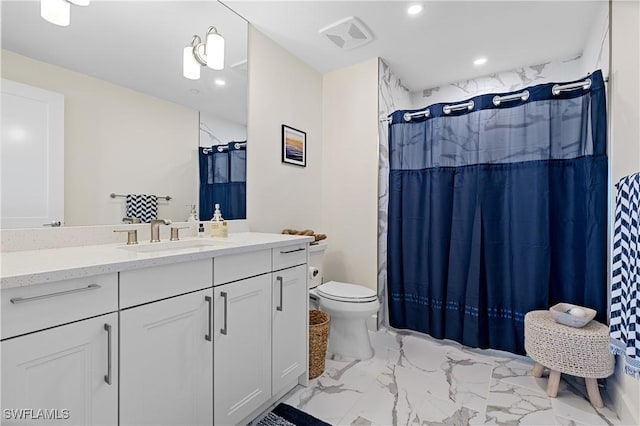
[{"left": 316, "top": 281, "right": 378, "bottom": 303}]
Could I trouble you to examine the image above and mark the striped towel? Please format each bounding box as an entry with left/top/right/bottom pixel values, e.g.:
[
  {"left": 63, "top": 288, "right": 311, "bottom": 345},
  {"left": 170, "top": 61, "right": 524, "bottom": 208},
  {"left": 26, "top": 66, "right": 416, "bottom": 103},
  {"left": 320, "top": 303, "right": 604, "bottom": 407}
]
[
  {"left": 125, "top": 194, "right": 158, "bottom": 224},
  {"left": 610, "top": 173, "right": 640, "bottom": 378}
]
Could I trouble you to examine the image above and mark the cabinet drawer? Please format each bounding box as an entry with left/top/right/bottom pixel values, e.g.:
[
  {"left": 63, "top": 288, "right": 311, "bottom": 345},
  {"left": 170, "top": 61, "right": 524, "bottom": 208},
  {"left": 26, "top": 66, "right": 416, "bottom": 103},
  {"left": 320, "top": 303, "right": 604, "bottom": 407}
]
[
  {"left": 214, "top": 250, "right": 271, "bottom": 286},
  {"left": 272, "top": 244, "right": 308, "bottom": 271},
  {"left": 1, "top": 274, "right": 118, "bottom": 340},
  {"left": 120, "top": 259, "right": 212, "bottom": 308}
]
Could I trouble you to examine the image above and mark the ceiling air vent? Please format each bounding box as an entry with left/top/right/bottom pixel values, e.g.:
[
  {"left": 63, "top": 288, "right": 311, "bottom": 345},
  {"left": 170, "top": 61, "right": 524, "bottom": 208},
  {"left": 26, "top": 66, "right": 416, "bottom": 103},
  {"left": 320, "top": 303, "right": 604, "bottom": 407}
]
[{"left": 318, "top": 16, "right": 373, "bottom": 50}]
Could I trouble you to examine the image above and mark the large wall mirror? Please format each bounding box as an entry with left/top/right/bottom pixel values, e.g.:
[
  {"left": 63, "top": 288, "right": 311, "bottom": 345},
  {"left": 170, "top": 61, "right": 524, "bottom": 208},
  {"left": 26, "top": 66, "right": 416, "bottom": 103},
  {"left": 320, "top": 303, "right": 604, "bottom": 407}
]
[{"left": 1, "top": 0, "right": 248, "bottom": 227}]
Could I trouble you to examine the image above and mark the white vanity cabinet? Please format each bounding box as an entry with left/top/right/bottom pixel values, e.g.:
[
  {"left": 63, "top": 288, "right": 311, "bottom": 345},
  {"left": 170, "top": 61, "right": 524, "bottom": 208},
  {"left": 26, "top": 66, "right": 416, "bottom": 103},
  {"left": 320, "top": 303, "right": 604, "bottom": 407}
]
[
  {"left": 1, "top": 274, "right": 119, "bottom": 426},
  {"left": 1, "top": 313, "right": 118, "bottom": 426},
  {"left": 271, "top": 264, "right": 308, "bottom": 395},
  {"left": 214, "top": 244, "right": 309, "bottom": 426},
  {"left": 118, "top": 260, "right": 213, "bottom": 426},
  {"left": 0, "top": 235, "right": 311, "bottom": 426},
  {"left": 213, "top": 273, "right": 272, "bottom": 426},
  {"left": 213, "top": 249, "right": 272, "bottom": 425}
]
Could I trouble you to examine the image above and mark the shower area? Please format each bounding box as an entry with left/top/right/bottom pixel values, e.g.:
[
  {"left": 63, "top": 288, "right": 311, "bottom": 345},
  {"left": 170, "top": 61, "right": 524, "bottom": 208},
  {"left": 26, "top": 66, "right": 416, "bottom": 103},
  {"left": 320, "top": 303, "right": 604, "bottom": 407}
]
[{"left": 376, "top": 7, "right": 611, "bottom": 356}]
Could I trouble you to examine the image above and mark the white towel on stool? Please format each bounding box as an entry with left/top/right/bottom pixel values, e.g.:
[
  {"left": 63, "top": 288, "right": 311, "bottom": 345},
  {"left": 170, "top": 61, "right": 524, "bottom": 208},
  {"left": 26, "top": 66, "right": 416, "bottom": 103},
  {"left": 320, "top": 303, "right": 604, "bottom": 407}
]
[{"left": 125, "top": 194, "right": 158, "bottom": 223}]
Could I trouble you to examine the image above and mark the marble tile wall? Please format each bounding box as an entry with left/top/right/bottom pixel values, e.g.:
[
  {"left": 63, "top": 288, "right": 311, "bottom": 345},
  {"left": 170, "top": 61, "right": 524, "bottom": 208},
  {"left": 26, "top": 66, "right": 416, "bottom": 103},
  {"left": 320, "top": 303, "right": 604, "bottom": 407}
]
[{"left": 377, "top": 59, "right": 413, "bottom": 329}]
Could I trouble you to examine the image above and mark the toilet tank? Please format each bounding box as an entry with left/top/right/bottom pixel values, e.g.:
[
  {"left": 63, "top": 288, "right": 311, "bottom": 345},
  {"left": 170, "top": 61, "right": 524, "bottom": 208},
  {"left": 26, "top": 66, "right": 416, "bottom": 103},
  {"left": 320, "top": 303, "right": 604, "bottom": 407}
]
[{"left": 308, "top": 242, "right": 327, "bottom": 289}]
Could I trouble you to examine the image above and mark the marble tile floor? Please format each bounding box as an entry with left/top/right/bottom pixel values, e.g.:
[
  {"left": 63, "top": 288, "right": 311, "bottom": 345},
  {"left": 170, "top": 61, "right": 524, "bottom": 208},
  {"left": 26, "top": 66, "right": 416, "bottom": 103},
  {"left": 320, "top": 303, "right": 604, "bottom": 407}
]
[{"left": 282, "top": 329, "right": 623, "bottom": 426}]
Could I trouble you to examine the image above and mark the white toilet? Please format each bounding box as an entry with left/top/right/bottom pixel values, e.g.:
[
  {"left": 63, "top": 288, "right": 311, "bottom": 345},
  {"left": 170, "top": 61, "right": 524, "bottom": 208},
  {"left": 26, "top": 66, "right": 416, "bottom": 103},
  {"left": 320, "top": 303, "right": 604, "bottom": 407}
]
[{"left": 308, "top": 243, "right": 380, "bottom": 360}]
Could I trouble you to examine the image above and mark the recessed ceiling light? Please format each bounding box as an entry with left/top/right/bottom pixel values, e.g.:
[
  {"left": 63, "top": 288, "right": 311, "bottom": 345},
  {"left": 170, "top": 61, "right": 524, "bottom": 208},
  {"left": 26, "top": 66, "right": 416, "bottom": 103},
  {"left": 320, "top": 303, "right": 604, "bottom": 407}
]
[
  {"left": 407, "top": 4, "right": 423, "bottom": 15},
  {"left": 214, "top": 79, "right": 226, "bottom": 86},
  {"left": 473, "top": 57, "right": 488, "bottom": 66}
]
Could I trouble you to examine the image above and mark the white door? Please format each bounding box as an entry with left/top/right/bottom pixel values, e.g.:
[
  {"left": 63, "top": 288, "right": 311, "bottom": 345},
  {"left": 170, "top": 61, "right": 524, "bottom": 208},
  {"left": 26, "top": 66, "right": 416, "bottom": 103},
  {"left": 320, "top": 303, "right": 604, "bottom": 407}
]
[
  {"left": 120, "top": 289, "right": 213, "bottom": 426},
  {"left": 272, "top": 265, "right": 308, "bottom": 395},
  {"left": 1, "top": 79, "right": 64, "bottom": 228},
  {"left": 1, "top": 313, "right": 118, "bottom": 426},
  {"left": 214, "top": 274, "right": 271, "bottom": 426}
]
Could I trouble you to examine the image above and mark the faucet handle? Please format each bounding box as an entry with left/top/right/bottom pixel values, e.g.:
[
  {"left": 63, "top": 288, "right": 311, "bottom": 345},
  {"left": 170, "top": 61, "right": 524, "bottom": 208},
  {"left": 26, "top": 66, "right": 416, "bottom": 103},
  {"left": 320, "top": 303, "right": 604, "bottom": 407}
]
[
  {"left": 151, "top": 219, "right": 172, "bottom": 225},
  {"left": 170, "top": 226, "right": 189, "bottom": 241},
  {"left": 114, "top": 229, "right": 138, "bottom": 245}
]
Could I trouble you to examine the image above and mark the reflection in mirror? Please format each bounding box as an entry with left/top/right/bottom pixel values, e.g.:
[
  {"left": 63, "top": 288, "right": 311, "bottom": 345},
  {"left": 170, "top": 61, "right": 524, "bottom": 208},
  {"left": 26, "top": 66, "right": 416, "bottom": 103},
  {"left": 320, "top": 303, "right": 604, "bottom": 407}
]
[{"left": 0, "top": 1, "right": 247, "bottom": 227}]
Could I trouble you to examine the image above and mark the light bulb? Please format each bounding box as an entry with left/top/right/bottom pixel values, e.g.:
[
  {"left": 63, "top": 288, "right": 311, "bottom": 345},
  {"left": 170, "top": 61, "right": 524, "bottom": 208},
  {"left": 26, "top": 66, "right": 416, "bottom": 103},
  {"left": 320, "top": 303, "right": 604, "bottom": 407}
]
[
  {"left": 183, "top": 46, "right": 201, "bottom": 80},
  {"left": 206, "top": 30, "right": 224, "bottom": 70},
  {"left": 41, "top": 0, "right": 71, "bottom": 26},
  {"left": 407, "top": 5, "right": 423, "bottom": 15}
]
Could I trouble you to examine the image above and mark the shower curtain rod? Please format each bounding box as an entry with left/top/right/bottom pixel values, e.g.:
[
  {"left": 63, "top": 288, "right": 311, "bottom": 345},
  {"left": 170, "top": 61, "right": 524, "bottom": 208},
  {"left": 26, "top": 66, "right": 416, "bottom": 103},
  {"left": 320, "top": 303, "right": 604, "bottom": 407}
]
[
  {"left": 379, "top": 75, "right": 607, "bottom": 124},
  {"left": 443, "top": 100, "right": 474, "bottom": 114},
  {"left": 202, "top": 142, "right": 247, "bottom": 154},
  {"left": 493, "top": 90, "right": 530, "bottom": 106},
  {"left": 552, "top": 78, "right": 592, "bottom": 95}
]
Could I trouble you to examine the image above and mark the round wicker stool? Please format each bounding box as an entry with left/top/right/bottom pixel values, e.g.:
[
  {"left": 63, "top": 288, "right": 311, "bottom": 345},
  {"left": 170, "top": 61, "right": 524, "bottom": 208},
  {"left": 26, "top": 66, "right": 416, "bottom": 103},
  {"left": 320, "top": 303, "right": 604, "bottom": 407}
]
[{"left": 524, "top": 310, "right": 614, "bottom": 408}]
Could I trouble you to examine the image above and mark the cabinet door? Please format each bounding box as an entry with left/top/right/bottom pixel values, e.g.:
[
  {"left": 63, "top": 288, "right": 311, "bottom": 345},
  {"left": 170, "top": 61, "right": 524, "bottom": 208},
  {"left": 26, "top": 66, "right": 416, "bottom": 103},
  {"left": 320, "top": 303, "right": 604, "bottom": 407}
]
[
  {"left": 1, "top": 313, "right": 118, "bottom": 426},
  {"left": 120, "top": 289, "right": 213, "bottom": 426},
  {"left": 272, "top": 265, "right": 308, "bottom": 395},
  {"left": 214, "top": 274, "right": 271, "bottom": 426}
]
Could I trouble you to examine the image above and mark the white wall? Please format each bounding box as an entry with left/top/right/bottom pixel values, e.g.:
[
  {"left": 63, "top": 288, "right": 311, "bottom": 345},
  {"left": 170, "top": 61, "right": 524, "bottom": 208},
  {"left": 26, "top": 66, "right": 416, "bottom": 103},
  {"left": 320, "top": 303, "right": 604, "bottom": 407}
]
[
  {"left": 608, "top": 1, "right": 640, "bottom": 424},
  {"left": 246, "top": 26, "right": 323, "bottom": 233},
  {"left": 321, "top": 58, "right": 379, "bottom": 291},
  {"left": 199, "top": 113, "right": 247, "bottom": 147},
  {"left": 1, "top": 50, "right": 199, "bottom": 226},
  {"left": 580, "top": 0, "right": 610, "bottom": 77}
]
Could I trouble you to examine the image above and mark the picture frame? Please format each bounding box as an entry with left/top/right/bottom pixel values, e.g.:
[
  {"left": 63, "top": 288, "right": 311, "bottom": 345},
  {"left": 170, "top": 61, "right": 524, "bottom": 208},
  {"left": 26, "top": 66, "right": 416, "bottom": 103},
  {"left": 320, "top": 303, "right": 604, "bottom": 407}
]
[{"left": 281, "top": 124, "right": 306, "bottom": 167}]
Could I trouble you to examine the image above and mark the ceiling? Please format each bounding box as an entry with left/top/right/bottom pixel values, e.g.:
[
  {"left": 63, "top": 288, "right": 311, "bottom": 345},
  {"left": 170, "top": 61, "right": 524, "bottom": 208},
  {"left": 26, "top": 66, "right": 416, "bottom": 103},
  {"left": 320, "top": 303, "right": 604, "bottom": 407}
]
[
  {"left": 1, "top": 1, "right": 249, "bottom": 124},
  {"left": 1, "top": 1, "right": 604, "bottom": 122},
  {"left": 225, "top": 0, "right": 604, "bottom": 92}
]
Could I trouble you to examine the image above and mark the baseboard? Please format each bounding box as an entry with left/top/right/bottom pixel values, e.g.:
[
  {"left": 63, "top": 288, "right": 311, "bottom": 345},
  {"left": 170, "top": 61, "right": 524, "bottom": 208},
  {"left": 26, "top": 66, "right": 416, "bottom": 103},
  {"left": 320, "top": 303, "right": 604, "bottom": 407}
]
[{"left": 606, "top": 373, "right": 639, "bottom": 426}]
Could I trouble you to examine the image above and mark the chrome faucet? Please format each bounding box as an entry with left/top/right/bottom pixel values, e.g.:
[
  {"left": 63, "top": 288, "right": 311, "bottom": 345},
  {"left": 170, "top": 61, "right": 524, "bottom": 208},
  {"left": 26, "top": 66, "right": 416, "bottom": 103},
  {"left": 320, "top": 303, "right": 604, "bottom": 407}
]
[{"left": 150, "top": 219, "right": 172, "bottom": 243}]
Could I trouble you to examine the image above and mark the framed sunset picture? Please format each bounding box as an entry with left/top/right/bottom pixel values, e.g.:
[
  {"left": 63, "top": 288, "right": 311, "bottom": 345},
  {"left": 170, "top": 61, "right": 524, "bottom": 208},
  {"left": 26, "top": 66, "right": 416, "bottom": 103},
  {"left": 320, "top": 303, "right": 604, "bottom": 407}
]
[{"left": 282, "top": 125, "right": 306, "bottom": 167}]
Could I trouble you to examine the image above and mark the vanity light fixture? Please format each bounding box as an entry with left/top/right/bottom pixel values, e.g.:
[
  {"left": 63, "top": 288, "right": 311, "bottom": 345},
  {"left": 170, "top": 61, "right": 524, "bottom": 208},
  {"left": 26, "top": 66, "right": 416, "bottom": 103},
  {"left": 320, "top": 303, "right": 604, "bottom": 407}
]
[
  {"left": 183, "top": 26, "right": 225, "bottom": 80},
  {"left": 41, "top": 0, "right": 90, "bottom": 27}
]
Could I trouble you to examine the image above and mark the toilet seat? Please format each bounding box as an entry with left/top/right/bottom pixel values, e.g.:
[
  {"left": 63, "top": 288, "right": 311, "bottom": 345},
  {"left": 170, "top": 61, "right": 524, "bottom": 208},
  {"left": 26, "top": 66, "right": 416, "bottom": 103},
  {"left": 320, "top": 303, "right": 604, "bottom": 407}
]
[{"left": 316, "top": 281, "right": 378, "bottom": 303}]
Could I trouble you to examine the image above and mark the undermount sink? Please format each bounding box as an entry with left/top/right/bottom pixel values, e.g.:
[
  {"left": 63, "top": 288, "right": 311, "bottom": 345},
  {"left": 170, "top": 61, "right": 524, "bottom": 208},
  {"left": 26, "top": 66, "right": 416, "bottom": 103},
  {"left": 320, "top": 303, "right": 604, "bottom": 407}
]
[{"left": 119, "top": 239, "right": 233, "bottom": 253}]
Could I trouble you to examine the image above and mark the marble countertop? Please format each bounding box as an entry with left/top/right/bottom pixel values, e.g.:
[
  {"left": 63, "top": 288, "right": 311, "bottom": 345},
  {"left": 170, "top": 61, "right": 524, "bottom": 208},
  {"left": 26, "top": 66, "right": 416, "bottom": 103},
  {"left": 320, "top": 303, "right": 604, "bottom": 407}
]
[{"left": 1, "top": 232, "right": 314, "bottom": 289}]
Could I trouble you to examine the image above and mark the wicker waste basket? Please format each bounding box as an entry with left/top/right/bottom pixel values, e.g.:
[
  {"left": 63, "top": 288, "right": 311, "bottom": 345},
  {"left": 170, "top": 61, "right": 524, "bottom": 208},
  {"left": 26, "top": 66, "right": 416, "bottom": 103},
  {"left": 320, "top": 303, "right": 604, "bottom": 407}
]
[{"left": 308, "top": 309, "right": 330, "bottom": 379}]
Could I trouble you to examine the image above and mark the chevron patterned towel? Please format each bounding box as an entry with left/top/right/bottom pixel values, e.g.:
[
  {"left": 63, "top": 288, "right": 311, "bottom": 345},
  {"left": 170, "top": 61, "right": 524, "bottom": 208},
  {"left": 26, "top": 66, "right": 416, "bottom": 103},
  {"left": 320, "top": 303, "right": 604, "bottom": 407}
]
[
  {"left": 610, "top": 173, "right": 640, "bottom": 378},
  {"left": 125, "top": 194, "right": 158, "bottom": 224}
]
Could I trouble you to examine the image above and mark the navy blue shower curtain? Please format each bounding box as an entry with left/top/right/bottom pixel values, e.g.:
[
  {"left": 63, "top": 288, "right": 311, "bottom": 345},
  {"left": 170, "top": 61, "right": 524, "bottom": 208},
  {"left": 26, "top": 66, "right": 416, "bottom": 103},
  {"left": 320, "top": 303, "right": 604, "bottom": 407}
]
[
  {"left": 199, "top": 141, "right": 246, "bottom": 220},
  {"left": 387, "top": 71, "right": 608, "bottom": 355}
]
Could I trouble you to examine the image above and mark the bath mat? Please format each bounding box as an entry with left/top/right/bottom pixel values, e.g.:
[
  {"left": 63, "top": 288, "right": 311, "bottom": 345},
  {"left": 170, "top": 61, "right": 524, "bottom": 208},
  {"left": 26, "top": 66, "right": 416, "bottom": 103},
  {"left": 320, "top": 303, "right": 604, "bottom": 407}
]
[{"left": 256, "top": 403, "right": 331, "bottom": 426}]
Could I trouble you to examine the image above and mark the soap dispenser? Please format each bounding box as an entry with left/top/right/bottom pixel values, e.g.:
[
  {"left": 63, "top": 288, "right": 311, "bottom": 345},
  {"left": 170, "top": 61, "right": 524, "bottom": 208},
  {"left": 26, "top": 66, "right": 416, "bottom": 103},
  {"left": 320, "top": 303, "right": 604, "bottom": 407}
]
[
  {"left": 186, "top": 204, "right": 198, "bottom": 222},
  {"left": 210, "top": 204, "right": 228, "bottom": 237}
]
